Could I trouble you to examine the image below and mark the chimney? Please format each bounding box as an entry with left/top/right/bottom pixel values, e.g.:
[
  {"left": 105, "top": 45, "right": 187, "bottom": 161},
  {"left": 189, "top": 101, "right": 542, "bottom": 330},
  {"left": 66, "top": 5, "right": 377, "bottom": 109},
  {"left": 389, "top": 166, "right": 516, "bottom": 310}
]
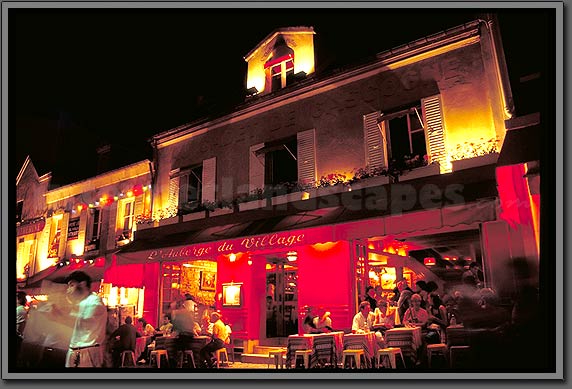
[{"left": 96, "top": 144, "right": 112, "bottom": 175}]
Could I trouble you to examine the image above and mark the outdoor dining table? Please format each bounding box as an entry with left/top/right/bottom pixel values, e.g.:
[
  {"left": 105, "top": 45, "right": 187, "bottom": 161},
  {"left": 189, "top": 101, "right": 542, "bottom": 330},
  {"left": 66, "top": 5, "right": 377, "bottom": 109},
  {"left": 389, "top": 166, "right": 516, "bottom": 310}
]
[
  {"left": 384, "top": 326, "right": 423, "bottom": 363},
  {"left": 286, "top": 331, "right": 344, "bottom": 369},
  {"left": 342, "top": 332, "right": 379, "bottom": 368}
]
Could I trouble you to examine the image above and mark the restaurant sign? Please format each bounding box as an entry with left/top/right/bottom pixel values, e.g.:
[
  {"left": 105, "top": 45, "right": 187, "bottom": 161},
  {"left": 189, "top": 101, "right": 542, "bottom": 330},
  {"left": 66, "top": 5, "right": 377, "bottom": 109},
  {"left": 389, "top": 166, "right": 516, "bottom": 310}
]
[
  {"left": 67, "top": 217, "right": 80, "bottom": 240},
  {"left": 17, "top": 218, "right": 46, "bottom": 237},
  {"left": 146, "top": 228, "right": 331, "bottom": 261}
]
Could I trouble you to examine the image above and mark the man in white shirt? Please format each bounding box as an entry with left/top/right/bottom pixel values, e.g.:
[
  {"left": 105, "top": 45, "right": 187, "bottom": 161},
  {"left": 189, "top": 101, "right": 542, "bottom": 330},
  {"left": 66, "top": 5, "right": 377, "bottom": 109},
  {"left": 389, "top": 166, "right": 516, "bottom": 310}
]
[
  {"left": 352, "top": 301, "right": 374, "bottom": 333},
  {"left": 51, "top": 271, "right": 107, "bottom": 367}
]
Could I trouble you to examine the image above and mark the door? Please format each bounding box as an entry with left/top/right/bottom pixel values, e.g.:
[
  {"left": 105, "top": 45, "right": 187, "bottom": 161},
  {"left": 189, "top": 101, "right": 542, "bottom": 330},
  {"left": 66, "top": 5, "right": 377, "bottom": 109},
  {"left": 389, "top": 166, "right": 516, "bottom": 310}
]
[{"left": 265, "top": 257, "right": 299, "bottom": 338}]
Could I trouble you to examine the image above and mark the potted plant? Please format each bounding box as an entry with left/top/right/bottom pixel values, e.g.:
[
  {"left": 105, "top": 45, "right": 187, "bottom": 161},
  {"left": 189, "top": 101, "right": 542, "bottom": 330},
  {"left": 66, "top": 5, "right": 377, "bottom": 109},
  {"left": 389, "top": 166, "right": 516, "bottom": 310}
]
[
  {"left": 347, "top": 166, "right": 390, "bottom": 191},
  {"left": 179, "top": 202, "right": 207, "bottom": 222},
  {"left": 451, "top": 138, "right": 499, "bottom": 172},
  {"left": 400, "top": 154, "right": 441, "bottom": 181},
  {"left": 237, "top": 188, "right": 269, "bottom": 211},
  {"left": 270, "top": 182, "right": 310, "bottom": 205},
  {"left": 309, "top": 173, "right": 350, "bottom": 197},
  {"left": 208, "top": 199, "right": 235, "bottom": 217}
]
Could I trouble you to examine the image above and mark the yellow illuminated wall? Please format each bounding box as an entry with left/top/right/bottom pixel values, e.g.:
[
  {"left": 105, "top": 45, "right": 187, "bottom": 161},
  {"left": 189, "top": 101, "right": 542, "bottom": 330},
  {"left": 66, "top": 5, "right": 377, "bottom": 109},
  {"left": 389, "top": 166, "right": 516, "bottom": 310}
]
[{"left": 244, "top": 27, "right": 315, "bottom": 95}]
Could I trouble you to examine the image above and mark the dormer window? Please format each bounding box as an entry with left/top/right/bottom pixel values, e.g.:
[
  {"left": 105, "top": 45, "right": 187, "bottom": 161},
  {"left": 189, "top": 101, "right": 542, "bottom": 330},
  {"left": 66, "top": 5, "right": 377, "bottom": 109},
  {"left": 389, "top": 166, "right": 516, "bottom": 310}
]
[
  {"left": 264, "top": 36, "right": 295, "bottom": 93},
  {"left": 266, "top": 54, "right": 294, "bottom": 92}
]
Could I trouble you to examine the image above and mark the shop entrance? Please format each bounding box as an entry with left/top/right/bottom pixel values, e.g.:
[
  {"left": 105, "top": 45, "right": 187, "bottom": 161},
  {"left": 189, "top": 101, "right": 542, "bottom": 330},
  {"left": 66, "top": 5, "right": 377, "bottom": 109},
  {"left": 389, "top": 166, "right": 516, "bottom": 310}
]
[{"left": 265, "top": 256, "right": 298, "bottom": 338}]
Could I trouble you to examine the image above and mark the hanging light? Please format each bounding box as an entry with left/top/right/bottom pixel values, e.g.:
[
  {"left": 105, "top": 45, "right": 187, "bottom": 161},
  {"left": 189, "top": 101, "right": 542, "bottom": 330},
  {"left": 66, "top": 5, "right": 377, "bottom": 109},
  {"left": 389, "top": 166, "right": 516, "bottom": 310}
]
[{"left": 287, "top": 251, "right": 298, "bottom": 262}]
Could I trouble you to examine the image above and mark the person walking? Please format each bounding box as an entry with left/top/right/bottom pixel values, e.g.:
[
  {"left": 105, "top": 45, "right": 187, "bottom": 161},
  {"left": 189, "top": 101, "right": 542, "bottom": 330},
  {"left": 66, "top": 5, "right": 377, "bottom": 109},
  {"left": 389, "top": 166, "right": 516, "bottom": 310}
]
[
  {"left": 16, "top": 291, "right": 28, "bottom": 364},
  {"left": 50, "top": 271, "right": 107, "bottom": 367}
]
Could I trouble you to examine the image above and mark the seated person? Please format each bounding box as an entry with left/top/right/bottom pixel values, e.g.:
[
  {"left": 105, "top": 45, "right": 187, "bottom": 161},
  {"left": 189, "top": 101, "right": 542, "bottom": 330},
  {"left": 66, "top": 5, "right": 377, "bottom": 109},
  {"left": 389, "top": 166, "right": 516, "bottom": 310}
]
[
  {"left": 302, "top": 306, "right": 320, "bottom": 334},
  {"left": 352, "top": 301, "right": 374, "bottom": 334},
  {"left": 315, "top": 310, "right": 333, "bottom": 333},
  {"left": 403, "top": 293, "right": 429, "bottom": 328},
  {"left": 199, "top": 312, "right": 230, "bottom": 368},
  {"left": 373, "top": 300, "right": 394, "bottom": 331},
  {"left": 156, "top": 314, "right": 173, "bottom": 336},
  {"left": 111, "top": 316, "right": 137, "bottom": 367},
  {"left": 137, "top": 317, "right": 155, "bottom": 337}
]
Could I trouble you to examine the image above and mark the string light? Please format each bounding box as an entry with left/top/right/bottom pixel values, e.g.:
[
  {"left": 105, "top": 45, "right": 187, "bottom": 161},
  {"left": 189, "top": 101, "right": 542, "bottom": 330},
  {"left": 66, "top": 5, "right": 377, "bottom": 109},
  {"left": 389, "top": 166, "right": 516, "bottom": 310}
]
[{"left": 72, "top": 185, "right": 151, "bottom": 211}]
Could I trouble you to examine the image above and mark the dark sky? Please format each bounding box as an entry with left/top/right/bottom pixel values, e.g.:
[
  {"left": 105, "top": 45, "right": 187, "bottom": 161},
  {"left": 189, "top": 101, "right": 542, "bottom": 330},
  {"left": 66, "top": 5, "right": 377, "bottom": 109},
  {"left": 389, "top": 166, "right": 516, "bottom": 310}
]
[{"left": 9, "top": 7, "right": 555, "bottom": 187}]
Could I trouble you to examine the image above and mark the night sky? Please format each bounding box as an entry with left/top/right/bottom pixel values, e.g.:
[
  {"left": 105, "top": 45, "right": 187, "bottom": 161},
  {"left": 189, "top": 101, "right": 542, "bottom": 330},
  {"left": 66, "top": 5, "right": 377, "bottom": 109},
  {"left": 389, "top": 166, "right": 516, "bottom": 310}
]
[{"left": 9, "top": 7, "right": 555, "bottom": 187}]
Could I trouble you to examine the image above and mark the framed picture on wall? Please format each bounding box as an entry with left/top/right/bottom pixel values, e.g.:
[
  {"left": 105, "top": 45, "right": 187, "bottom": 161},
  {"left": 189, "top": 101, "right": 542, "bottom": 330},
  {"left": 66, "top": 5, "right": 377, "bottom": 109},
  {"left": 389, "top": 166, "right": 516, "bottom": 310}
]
[
  {"left": 222, "top": 283, "right": 242, "bottom": 307},
  {"left": 200, "top": 271, "right": 216, "bottom": 291}
]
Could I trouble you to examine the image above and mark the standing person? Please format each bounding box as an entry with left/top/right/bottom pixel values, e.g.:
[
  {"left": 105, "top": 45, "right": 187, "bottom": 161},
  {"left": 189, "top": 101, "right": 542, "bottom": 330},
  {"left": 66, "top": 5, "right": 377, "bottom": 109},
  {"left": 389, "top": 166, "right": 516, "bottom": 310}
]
[
  {"left": 183, "top": 294, "right": 198, "bottom": 319},
  {"left": 365, "top": 286, "right": 377, "bottom": 310},
  {"left": 111, "top": 316, "right": 137, "bottom": 367},
  {"left": 16, "top": 291, "right": 28, "bottom": 364},
  {"left": 199, "top": 312, "right": 229, "bottom": 368},
  {"left": 462, "top": 262, "right": 484, "bottom": 291},
  {"left": 50, "top": 271, "right": 107, "bottom": 368}
]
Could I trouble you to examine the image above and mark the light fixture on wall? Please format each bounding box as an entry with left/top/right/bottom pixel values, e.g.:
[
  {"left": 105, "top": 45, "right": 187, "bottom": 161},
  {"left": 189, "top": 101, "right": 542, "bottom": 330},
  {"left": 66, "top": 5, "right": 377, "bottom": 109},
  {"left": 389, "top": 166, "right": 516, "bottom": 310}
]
[
  {"left": 287, "top": 251, "right": 298, "bottom": 262},
  {"left": 246, "top": 86, "right": 259, "bottom": 96},
  {"left": 229, "top": 253, "right": 237, "bottom": 262}
]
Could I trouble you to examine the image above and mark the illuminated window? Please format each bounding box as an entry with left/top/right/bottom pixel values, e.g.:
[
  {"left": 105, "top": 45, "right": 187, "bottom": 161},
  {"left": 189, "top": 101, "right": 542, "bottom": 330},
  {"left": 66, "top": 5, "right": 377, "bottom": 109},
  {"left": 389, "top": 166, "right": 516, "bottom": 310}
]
[
  {"left": 48, "top": 215, "right": 63, "bottom": 258},
  {"left": 120, "top": 198, "right": 135, "bottom": 236},
  {"left": 90, "top": 208, "right": 101, "bottom": 241},
  {"left": 382, "top": 103, "right": 427, "bottom": 168},
  {"left": 264, "top": 36, "right": 295, "bottom": 93}
]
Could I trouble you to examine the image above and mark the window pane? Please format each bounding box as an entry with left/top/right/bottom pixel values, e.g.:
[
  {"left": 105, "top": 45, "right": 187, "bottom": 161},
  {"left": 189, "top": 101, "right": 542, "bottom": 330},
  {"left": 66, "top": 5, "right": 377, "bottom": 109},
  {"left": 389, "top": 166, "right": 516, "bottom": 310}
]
[
  {"left": 411, "top": 131, "right": 428, "bottom": 158},
  {"left": 388, "top": 116, "right": 410, "bottom": 159},
  {"left": 410, "top": 110, "right": 423, "bottom": 131}
]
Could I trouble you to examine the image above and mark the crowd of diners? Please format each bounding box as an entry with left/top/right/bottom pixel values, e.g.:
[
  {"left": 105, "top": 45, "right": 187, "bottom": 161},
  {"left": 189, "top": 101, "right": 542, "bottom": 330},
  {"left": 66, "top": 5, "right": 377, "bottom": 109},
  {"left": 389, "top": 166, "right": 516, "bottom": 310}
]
[{"left": 300, "top": 260, "right": 542, "bottom": 370}]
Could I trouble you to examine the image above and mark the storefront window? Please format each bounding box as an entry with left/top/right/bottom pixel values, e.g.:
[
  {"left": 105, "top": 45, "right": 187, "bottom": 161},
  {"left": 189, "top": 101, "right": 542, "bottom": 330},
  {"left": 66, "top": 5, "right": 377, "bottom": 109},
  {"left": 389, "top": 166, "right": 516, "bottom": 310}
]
[
  {"left": 266, "top": 257, "right": 298, "bottom": 338},
  {"left": 161, "top": 263, "right": 181, "bottom": 315}
]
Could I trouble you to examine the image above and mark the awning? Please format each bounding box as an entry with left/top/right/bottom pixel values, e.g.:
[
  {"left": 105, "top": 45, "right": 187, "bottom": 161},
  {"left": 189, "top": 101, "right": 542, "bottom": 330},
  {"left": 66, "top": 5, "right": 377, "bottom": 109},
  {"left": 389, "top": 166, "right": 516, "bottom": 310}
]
[
  {"left": 22, "top": 262, "right": 105, "bottom": 295},
  {"left": 497, "top": 124, "right": 542, "bottom": 166},
  {"left": 115, "top": 198, "right": 497, "bottom": 265}
]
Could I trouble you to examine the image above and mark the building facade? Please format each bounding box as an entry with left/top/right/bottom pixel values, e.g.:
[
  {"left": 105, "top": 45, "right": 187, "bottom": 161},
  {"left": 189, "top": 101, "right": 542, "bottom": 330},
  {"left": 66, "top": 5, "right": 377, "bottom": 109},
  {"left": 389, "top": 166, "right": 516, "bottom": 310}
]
[{"left": 110, "top": 17, "right": 540, "bottom": 351}]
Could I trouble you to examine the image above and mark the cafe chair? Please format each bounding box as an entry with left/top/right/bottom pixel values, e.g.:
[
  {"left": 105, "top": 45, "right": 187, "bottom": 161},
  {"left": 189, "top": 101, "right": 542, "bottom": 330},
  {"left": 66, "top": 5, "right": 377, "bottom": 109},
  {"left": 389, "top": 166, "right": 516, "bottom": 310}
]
[
  {"left": 377, "top": 347, "right": 405, "bottom": 369},
  {"left": 268, "top": 349, "right": 287, "bottom": 369},
  {"left": 177, "top": 350, "right": 196, "bottom": 368},
  {"left": 427, "top": 343, "right": 448, "bottom": 368},
  {"left": 149, "top": 349, "right": 169, "bottom": 368},
  {"left": 449, "top": 345, "right": 471, "bottom": 368},
  {"left": 294, "top": 349, "right": 313, "bottom": 369},
  {"left": 342, "top": 349, "right": 365, "bottom": 369},
  {"left": 120, "top": 350, "right": 136, "bottom": 367},
  {"left": 214, "top": 347, "right": 230, "bottom": 368}
]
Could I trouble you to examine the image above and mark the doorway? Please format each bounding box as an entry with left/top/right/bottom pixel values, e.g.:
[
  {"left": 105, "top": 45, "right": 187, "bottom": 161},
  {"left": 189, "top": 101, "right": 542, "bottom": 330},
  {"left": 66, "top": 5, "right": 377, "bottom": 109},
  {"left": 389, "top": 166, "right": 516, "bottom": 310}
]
[{"left": 265, "top": 256, "right": 298, "bottom": 338}]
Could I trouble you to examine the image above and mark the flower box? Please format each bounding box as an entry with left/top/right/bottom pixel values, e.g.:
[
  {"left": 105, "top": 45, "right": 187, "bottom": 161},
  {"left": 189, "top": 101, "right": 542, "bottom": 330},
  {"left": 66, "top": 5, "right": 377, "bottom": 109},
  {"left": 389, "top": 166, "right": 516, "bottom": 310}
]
[
  {"left": 400, "top": 163, "right": 441, "bottom": 182},
  {"left": 159, "top": 216, "right": 180, "bottom": 226},
  {"left": 451, "top": 153, "right": 499, "bottom": 172},
  {"left": 308, "top": 184, "right": 348, "bottom": 198},
  {"left": 271, "top": 191, "right": 306, "bottom": 206},
  {"left": 137, "top": 221, "right": 157, "bottom": 230},
  {"left": 238, "top": 199, "right": 268, "bottom": 212},
  {"left": 349, "top": 175, "right": 390, "bottom": 191},
  {"left": 208, "top": 208, "right": 234, "bottom": 217},
  {"left": 182, "top": 211, "right": 207, "bottom": 222}
]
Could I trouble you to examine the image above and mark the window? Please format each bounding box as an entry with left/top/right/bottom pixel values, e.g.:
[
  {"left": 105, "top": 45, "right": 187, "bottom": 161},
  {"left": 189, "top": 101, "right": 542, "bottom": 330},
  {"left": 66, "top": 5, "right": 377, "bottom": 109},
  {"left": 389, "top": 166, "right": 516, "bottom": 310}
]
[
  {"left": 48, "top": 215, "right": 63, "bottom": 258},
  {"left": 269, "top": 57, "right": 294, "bottom": 92},
  {"left": 86, "top": 208, "right": 101, "bottom": 251},
  {"left": 121, "top": 198, "right": 135, "bottom": 235},
  {"left": 178, "top": 164, "right": 203, "bottom": 209},
  {"left": 16, "top": 201, "right": 23, "bottom": 223},
  {"left": 263, "top": 137, "right": 298, "bottom": 188},
  {"left": 383, "top": 103, "right": 427, "bottom": 167}
]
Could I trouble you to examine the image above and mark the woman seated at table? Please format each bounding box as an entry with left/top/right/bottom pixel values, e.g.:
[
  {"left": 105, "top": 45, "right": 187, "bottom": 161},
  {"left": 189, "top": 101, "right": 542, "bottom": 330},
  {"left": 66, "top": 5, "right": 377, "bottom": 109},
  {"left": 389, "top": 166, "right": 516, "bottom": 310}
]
[
  {"left": 425, "top": 293, "right": 448, "bottom": 344},
  {"left": 402, "top": 294, "right": 429, "bottom": 328},
  {"left": 373, "top": 300, "right": 394, "bottom": 332}
]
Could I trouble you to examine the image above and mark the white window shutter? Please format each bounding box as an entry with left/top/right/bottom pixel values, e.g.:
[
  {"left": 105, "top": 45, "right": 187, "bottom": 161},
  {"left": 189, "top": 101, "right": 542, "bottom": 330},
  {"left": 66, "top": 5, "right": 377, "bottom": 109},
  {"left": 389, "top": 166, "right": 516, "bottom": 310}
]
[
  {"left": 168, "top": 176, "right": 180, "bottom": 211},
  {"left": 106, "top": 204, "right": 117, "bottom": 250},
  {"left": 249, "top": 143, "right": 265, "bottom": 193},
  {"left": 134, "top": 194, "right": 144, "bottom": 217},
  {"left": 297, "top": 129, "right": 316, "bottom": 186},
  {"left": 202, "top": 157, "right": 217, "bottom": 203},
  {"left": 363, "top": 111, "right": 387, "bottom": 171},
  {"left": 421, "top": 94, "right": 447, "bottom": 172}
]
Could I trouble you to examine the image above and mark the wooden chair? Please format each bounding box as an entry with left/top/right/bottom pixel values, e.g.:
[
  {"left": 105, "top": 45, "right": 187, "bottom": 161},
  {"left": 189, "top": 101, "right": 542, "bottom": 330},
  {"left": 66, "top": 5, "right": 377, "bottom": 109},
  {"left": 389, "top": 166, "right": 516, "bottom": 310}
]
[
  {"left": 120, "top": 350, "right": 136, "bottom": 367},
  {"left": 294, "top": 349, "right": 313, "bottom": 369},
  {"left": 377, "top": 347, "right": 405, "bottom": 369},
  {"left": 427, "top": 343, "right": 448, "bottom": 368},
  {"left": 268, "top": 349, "right": 287, "bottom": 369},
  {"left": 149, "top": 349, "right": 169, "bottom": 368},
  {"left": 342, "top": 349, "right": 365, "bottom": 369},
  {"left": 214, "top": 348, "right": 230, "bottom": 368}
]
